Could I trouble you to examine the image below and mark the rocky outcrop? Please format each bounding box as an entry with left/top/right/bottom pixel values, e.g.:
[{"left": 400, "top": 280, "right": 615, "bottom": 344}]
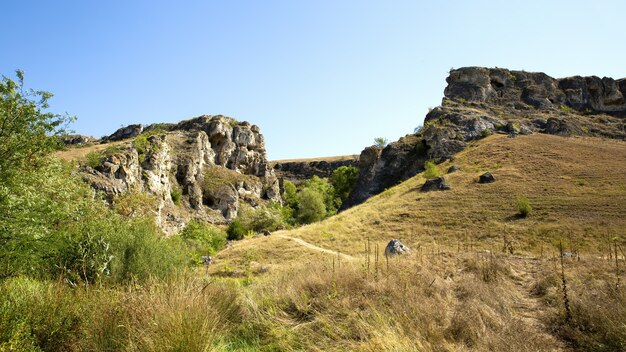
[
  {"left": 445, "top": 67, "right": 626, "bottom": 114},
  {"left": 421, "top": 177, "right": 451, "bottom": 192},
  {"left": 82, "top": 115, "right": 281, "bottom": 235},
  {"left": 59, "top": 134, "right": 97, "bottom": 146},
  {"left": 272, "top": 157, "right": 358, "bottom": 184},
  {"left": 384, "top": 239, "right": 410, "bottom": 256},
  {"left": 103, "top": 124, "right": 144, "bottom": 142},
  {"left": 344, "top": 67, "right": 626, "bottom": 209},
  {"left": 343, "top": 135, "right": 428, "bottom": 208}
]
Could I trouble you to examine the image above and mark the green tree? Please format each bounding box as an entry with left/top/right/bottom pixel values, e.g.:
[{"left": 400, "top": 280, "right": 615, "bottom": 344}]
[
  {"left": 296, "top": 188, "right": 326, "bottom": 224},
  {"left": 282, "top": 180, "right": 298, "bottom": 208},
  {"left": 303, "top": 176, "right": 338, "bottom": 216},
  {"left": 330, "top": 165, "right": 359, "bottom": 203},
  {"left": 0, "top": 70, "right": 72, "bottom": 178},
  {"left": 373, "top": 137, "right": 388, "bottom": 148}
]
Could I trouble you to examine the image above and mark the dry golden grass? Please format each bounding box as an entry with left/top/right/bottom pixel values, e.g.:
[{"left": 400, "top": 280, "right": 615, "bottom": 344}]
[
  {"left": 54, "top": 140, "right": 125, "bottom": 162},
  {"left": 267, "top": 134, "right": 626, "bottom": 259},
  {"left": 205, "top": 133, "right": 626, "bottom": 350}
]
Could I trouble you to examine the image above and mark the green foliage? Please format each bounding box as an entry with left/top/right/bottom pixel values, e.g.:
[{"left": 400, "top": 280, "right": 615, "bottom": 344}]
[
  {"left": 423, "top": 161, "right": 441, "bottom": 179},
  {"left": 330, "top": 165, "right": 359, "bottom": 203},
  {"left": 132, "top": 134, "right": 160, "bottom": 163},
  {"left": 85, "top": 151, "right": 102, "bottom": 168},
  {"left": 180, "top": 220, "right": 227, "bottom": 263},
  {"left": 0, "top": 277, "right": 79, "bottom": 351},
  {"left": 230, "top": 203, "right": 286, "bottom": 238},
  {"left": 516, "top": 196, "right": 532, "bottom": 217},
  {"left": 0, "top": 70, "right": 73, "bottom": 179},
  {"left": 481, "top": 128, "right": 493, "bottom": 137},
  {"left": 560, "top": 105, "right": 574, "bottom": 113},
  {"left": 297, "top": 188, "right": 327, "bottom": 224},
  {"left": 170, "top": 188, "right": 182, "bottom": 205},
  {"left": 373, "top": 137, "right": 388, "bottom": 148},
  {"left": 227, "top": 220, "right": 247, "bottom": 241},
  {"left": 282, "top": 180, "right": 298, "bottom": 208},
  {"left": 303, "top": 176, "right": 339, "bottom": 216}
]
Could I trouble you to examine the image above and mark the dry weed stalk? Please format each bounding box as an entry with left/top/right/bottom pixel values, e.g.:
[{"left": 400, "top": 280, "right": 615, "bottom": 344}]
[{"left": 559, "top": 240, "right": 572, "bottom": 323}]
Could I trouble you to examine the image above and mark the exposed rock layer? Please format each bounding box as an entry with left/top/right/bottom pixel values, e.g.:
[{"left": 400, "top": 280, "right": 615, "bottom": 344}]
[
  {"left": 82, "top": 115, "right": 280, "bottom": 235},
  {"left": 344, "top": 67, "right": 626, "bottom": 209},
  {"left": 272, "top": 157, "right": 358, "bottom": 185}
]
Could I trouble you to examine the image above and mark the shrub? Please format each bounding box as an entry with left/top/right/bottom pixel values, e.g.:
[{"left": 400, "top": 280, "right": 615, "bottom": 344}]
[
  {"left": 303, "top": 176, "right": 338, "bottom": 216},
  {"left": 296, "top": 188, "right": 326, "bottom": 224},
  {"left": 180, "top": 220, "right": 227, "bottom": 264},
  {"left": 373, "top": 137, "right": 388, "bottom": 148},
  {"left": 170, "top": 188, "right": 182, "bottom": 205},
  {"left": 330, "top": 165, "right": 359, "bottom": 203},
  {"left": 516, "top": 196, "right": 532, "bottom": 217},
  {"left": 0, "top": 277, "right": 80, "bottom": 351},
  {"left": 236, "top": 203, "right": 285, "bottom": 233},
  {"left": 227, "top": 220, "right": 247, "bottom": 241},
  {"left": 85, "top": 151, "right": 102, "bottom": 168},
  {"left": 281, "top": 180, "right": 298, "bottom": 208},
  {"left": 423, "top": 161, "right": 440, "bottom": 179}
]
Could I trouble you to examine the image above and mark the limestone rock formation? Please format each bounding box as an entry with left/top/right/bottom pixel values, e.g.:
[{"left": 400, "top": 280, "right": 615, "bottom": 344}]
[
  {"left": 344, "top": 67, "right": 626, "bottom": 209},
  {"left": 384, "top": 239, "right": 410, "bottom": 256},
  {"left": 421, "top": 177, "right": 451, "bottom": 192},
  {"left": 272, "top": 157, "right": 358, "bottom": 184},
  {"left": 445, "top": 67, "right": 626, "bottom": 114},
  {"left": 59, "top": 134, "right": 97, "bottom": 146},
  {"left": 82, "top": 115, "right": 281, "bottom": 235},
  {"left": 103, "top": 124, "right": 144, "bottom": 142}
]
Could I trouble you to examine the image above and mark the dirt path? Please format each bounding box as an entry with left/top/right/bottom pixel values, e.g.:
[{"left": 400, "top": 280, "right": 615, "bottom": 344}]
[
  {"left": 508, "top": 257, "right": 569, "bottom": 351},
  {"left": 276, "top": 234, "right": 354, "bottom": 260}
]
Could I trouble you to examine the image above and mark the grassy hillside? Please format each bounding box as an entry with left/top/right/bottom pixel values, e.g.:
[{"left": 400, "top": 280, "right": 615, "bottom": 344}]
[
  {"left": 218, "top": 134, "right": 626, "bottom": 265},
  {"left": 204, "top": 133, "right": 626, "bottom": 351}
]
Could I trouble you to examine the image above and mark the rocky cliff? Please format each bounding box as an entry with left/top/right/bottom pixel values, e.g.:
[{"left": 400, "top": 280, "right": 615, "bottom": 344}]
[
  {"left": 271, "top": 157, "right": 358, "bottom": 185},
  {"left": 344, "top": 67, "right": 626, "bottom": 208},
  {"left": 81, "top": 115, "right": 281, "bottom": 235}
]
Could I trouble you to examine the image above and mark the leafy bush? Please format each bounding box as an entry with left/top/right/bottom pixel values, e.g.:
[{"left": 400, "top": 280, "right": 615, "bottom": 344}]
[
  {"left": 0, "top": 277, "right": 80, "bottom": 351},
  {"left": 282, "top": 180, "right": 298, "bottom": 208},
  {"left": 230, "top": 203, "right": 285, "bottom": 236},
  {"left": 227, "top": 220, "right": 247, "bottom": 241},
  {"left": 85, "top": 151, "right": 102, "bottom": 168},
  {"left": 170, "top": 188, "right": 182, "bottom": 205},
  {"left": 423, "top": 161, "right": 440, "bottom": 179},
  {"left": 516, "top": 196, "right": 532, "bottom": 217},
  {"left": 373, "top": 137, "right": 388, "bottom": 148},
  {"left": 180, "top": 220, "right": 227, "bottom": 264},
  {"left": 297, "top": 188, "right": 327, "bottom": 224},
  {"left": 330, "top": 165, "right": 359, "bottom": 203},
  {"left": 303, "top": 176, "right": 339, "bottom": 216}
]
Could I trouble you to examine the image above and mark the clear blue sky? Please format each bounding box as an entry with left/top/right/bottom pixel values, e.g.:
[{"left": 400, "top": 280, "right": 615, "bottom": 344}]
[{"left": 2, "top": 1, "right": 624, "bottom": 160}]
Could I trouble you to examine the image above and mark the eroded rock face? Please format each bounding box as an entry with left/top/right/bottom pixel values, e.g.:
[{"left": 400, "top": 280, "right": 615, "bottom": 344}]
[
  {"left": 59, "top": 134, "right": 96, "bottom": 146},
  {"left": 272, "top": 157, "right": 358, "bottom": 185},
  {"left": 343, "top": 135, "right": 428, "bottom": 209},
  {"left": 344, "top": 67, "right": 626, "bottom": 210},
  {"left": 445, "top": 67, "right": 626, "bottom": 114},
  {"left": 384, "top": 239, "right": 410, "bottom": 256},
  {"left": 103, "top": 124, "right": 144, "bottom": 142},
  {"left": 82, "top": 115, "right": 281, "bottom": 235}
]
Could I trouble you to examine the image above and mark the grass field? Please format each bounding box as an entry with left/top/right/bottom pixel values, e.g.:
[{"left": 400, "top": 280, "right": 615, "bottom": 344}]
[
  {"left": 203, "top": 133, "right": 626, "bottom": 351},
  {"left": 48, "top": 133, "right": 626, "bottom": 350}
]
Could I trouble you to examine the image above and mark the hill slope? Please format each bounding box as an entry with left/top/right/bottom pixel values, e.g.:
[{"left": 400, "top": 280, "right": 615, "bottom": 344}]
[
  {"left": 209, "top": 133, "right": 626, "bottom": 351},
  {"left": 219, "top": 133, "right": 625, "bottom": 265}
]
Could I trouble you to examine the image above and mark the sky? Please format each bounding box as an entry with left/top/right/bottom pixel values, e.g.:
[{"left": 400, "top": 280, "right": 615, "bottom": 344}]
[{"left": 2, "top": 1, "right": 625, "bottom": 160}]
